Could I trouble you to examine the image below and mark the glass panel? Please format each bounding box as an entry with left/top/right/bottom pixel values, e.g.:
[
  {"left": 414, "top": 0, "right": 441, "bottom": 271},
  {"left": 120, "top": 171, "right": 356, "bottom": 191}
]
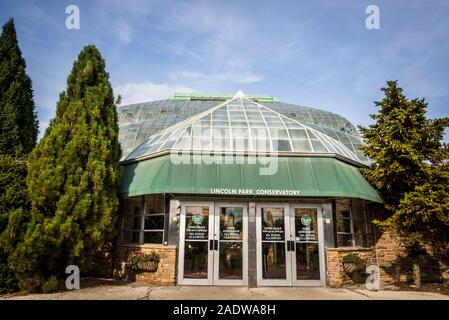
[
  {"left": 185, "top": 206, "right": 209, "bottom": 240},
  {"left": 122, "top": 231, "right": 140, "bottom": 243},
  {"left": 296, "top": 243, "right": 320, "bottom": 280},
  {"left": 262, "top": 243, "right": 286, "bottom": 279},
  {"left": 183, "top": 242, "right": 208, "bottom": 279},
  {"left": 291, "top": 140, "right": 312, "bottom": 152},
  {"left": 294, "top": 208, "right": 318, "bottom": 243},
  {"left": 123, "top": 215, "right": 141, "bottom": 230},
  {"left": 276, "top": 140, "right": 291, "bottom": 151},
  {"left": 337, "top": 219, "right": 351, "bottom": 233},
  {"left": 143, "top": 231, "right": 163, "bottom": 244},
  {"left": 144, "top": 195, "right": 165, "bottom": 214},
  {"left": 144, "top": 215, "right": 164, "bottom": 230},
  {"left": 219, "top": 207, "right": 243, "bottom": 240},
  {"left": 219, "top": 243, "right": 242, "bottom": 279},
  {"left": 337, "top": 234, "right": 353, "bottom": 247},
  {"left": 289, "top": 129, "right": 307, "bottom": 139},
  {"left": 311, "top": 140, "right": 328, "bottom": 152},
  {"left": 261, "top": 208, "right": 285, "bottom": 241}
]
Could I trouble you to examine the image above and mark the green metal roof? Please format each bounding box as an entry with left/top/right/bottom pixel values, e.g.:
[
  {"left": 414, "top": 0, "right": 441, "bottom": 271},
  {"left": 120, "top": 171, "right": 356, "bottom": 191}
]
[{"left": 119, "top": 155, "right": 382, "bottom": 203}]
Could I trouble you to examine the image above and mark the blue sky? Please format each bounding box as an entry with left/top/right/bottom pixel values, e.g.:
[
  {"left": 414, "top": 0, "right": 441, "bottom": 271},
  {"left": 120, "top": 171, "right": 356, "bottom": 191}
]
[{"left": 1, "top": 0, "right": 449, "bottom": 139}]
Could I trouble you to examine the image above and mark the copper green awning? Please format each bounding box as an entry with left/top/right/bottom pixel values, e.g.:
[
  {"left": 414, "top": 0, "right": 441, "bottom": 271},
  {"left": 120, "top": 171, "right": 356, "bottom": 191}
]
[{"left": 119, "top": 155, "right": 382, "bottom": 203}]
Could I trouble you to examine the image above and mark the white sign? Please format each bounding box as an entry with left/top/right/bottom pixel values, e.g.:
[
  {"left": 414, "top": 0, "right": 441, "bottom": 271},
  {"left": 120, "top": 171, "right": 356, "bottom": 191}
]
[{"left": 210, "top": 188, "right": 300, "bottom": 196}]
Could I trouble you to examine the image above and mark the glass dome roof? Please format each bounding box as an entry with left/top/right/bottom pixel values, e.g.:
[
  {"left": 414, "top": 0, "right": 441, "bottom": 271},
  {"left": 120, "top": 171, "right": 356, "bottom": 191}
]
[
  {"left": 117, "top": 94, "right": 361, "bottom": 158},
  {"left": 125, "top": 91, "right": 367, "bottom": 164}
]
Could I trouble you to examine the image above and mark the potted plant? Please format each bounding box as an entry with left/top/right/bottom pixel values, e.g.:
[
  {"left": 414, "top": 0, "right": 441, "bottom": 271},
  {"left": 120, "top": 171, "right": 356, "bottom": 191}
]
[
  {"left": 126, "top": 250, "right": 160, "bottom": 273},
  {"left": 341, "top": 252, "right": 362, "bottom": 275}
]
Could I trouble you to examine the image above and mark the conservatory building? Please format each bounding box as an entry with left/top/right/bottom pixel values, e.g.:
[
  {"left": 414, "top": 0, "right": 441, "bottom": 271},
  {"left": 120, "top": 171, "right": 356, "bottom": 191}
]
[{"left": 116, "top": 91, "right": 382, "bottom": 287}]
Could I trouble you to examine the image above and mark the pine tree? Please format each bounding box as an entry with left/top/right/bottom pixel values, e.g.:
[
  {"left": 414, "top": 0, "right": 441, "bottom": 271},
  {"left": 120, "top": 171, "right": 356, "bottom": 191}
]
[
  {"left": 9, "top": 45, "right": 121, "bottom": 292},
  {"left": 360, "top": 80, "right": 449, "bottom": 273},
  {"left": 359, "top": 81, "right": 448, "bottom": 208},
  {"left": 0, "top": 18, "right": 38, "bottom": 293},
  {"left": 0, "top": 18, "right": 38, "bottom": 157}
]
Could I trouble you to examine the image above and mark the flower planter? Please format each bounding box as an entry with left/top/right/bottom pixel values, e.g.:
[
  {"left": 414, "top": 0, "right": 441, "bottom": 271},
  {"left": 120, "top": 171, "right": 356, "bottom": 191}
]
[
  {"left": 342, "top": 262, "right": 358, "bottom": 274},
  {"left": 138, "top": 261, "right": 158, "bottom": 272}
]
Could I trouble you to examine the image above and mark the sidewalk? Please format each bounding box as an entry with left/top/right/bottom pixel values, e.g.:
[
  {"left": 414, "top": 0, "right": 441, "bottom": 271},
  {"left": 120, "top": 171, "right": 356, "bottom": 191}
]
[{"left": 3, "top": 284, "right": 449, "bottom": 300}]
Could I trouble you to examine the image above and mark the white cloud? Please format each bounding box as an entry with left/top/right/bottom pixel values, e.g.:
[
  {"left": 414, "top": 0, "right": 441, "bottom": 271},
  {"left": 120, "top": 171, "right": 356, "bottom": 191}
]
[
  {"left": 114, "top": 20, "right": 133, "bottom": 43},
  {"left": 169, "top": 70, "right": 264, "bottom": 84},
  {"left": 114, "top": 82, "right": 196, "bottom": 105}
]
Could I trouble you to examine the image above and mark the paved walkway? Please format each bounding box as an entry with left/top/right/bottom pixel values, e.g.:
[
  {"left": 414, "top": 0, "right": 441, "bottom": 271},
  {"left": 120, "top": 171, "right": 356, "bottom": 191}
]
[{"left": 3, "top": 284, "right": 448, "bottom": 300}]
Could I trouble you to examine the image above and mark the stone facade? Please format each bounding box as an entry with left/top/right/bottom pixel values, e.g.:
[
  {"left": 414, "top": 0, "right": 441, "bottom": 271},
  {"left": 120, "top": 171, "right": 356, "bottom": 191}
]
[
  {"left": 114, "top": 244, "right": 177, "bottom": 286},
  {"left": 326, "top": 232, "right": 449, "bottom": 287}
]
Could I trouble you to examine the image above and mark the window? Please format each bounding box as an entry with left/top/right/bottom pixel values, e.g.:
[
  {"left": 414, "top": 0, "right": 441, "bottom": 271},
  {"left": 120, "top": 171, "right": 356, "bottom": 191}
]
[
  {"left": 336, "top": 199, "right": 353, "bottom": 247},
  {"left": 336, "top": 198, "right": 376, "bottom": 248},
  {"left": 121, "top": 195, "right": 166, "bottom": 244}
]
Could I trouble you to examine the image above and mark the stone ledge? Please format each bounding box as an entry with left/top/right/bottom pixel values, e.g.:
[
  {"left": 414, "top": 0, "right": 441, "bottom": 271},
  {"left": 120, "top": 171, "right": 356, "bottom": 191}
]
[
  {"left": 326, "top": 247, "right": 374, "bottom": 252},
  {"left": 119, "top": 243, "right": 177, "bottom": 249}
]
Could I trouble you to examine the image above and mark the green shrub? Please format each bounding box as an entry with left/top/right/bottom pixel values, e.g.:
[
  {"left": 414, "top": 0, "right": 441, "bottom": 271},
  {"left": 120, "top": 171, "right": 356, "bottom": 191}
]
[
  {"left": 41, "top": 276, "right": 59, "bottom": 293},
  {"left": 341, "top": 252, "right": 362, "bottom": 264}
]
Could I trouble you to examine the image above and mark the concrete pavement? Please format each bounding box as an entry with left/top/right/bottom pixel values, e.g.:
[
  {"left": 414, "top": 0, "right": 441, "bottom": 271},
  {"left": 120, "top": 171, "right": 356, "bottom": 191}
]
[{"left": 3, "top": 284, "right": 448, "bottom": 300}]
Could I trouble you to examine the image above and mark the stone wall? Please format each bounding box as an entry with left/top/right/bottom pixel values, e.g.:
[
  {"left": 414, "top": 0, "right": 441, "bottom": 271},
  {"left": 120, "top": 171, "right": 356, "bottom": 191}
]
[
  {"left": 114, "top": 244, "right": 177, "bottom": 286},
  {"left": 326, "top": 232, "right": 448, "bottom": 287}
]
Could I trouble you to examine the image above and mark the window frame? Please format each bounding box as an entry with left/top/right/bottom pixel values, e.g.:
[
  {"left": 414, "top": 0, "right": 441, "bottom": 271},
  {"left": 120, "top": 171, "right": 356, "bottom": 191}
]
[{"left": 120, "top": 195, "right": 166, "bottom": 245}]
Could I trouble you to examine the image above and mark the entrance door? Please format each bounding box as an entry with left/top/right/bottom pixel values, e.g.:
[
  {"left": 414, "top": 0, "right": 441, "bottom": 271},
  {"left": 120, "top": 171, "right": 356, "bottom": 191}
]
[
  {"left": 178, "top": 202, "right": 248, "bottom": 285},
  {"left": 256, "top": 203, "right": 291, "bottom": 286},
  {"left": 256, "top": 203, "right": 325, "bottom": 286},
  {"left": 213, "top": 203, "right": 248, "bottom": 285},
  {"left": 178, "top": 202, "right": 214, "bottom": 285},
  {"left": 290, "top": 204, "right": 325, "bottom": 286}
]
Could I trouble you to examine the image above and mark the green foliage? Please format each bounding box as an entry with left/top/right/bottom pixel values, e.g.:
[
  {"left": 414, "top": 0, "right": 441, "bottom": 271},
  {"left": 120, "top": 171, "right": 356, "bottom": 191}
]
[
  {"left": 125, "top": 251, "right": 160, "bottom": 271},
  {"left": 359, "top": 81, "right": 448, "bottom": 208},
  {"left": 0, "top": 18, "right": 38, "bottom": 157},
  {"left": 360, "top": 81, "right": 449, "bottom": 258},
  {"left": 10, "top": 45, "right": 121, "bottom": 292},
  {"left": 391, "top": 146, "right": 449, "bottom": 261},
  {"left": 41, "top": 276, "right": 59, "bottom": 293},
  {"left": 341, "top": 252, "right": 362, "bottom": 264},
  {"left": 0, "top": 18, "right": 38, "bottom": 293}
]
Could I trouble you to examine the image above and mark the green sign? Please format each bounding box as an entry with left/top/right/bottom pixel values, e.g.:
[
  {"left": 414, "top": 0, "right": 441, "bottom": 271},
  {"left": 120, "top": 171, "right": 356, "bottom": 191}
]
[
  {"left": 192, "top": 213, "right": 203, "bottom": 225},
  {"left": 301, "top": 215, "right": 312, "bottom": 227}
]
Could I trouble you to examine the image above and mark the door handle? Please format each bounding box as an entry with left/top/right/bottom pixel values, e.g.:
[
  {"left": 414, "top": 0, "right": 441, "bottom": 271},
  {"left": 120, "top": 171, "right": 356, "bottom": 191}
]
[
  {"left": 210, "top": 239, "right": 219, "bottom": 251},
  {"left": 290, "top": 241, "right": 295, "bottom": 252},
  {"left": 214, "top": 239, "right": 219, "bottom": 251},
  {"left": 287, "top": 240, "right": 295, "bottom": 251}
]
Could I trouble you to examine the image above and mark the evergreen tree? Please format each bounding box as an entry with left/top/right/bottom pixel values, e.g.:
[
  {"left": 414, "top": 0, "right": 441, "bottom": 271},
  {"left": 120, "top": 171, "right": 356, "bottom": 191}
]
[
  {"left": 9, "top": 45, "right": 121, "bottom": 292},
  {"left": 0, "top": 18, "right": 38, "bottom": 157},
  {"left": 360, "top": 80, "right": 449, "bottom": 262},
  {"left": 391, "top": 145, "right": 449, "bottom": 262},
  {"left": 0, "top": 18, "right": 38, "bottom": 293},
  {"left": 359, "top": 81, "right": 448, "bottom": 208}
]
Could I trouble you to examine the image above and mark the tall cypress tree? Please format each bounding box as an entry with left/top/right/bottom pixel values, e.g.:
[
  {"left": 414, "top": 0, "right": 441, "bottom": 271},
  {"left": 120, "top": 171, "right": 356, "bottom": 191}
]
[
  {"left": 9, "top": 45, "right": 121, "bottom": 292},
  {"left": 0, "top": 18, "right": 38, "bottom": 156},
  {"left": 0, "top": 18, "right": 38, "bottom": 293}
]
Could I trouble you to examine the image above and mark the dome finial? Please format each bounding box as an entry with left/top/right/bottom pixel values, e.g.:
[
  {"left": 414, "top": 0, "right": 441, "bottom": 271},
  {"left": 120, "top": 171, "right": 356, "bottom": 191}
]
[{"left": 233, "top": 90, "right": 245, "bottom": 99}]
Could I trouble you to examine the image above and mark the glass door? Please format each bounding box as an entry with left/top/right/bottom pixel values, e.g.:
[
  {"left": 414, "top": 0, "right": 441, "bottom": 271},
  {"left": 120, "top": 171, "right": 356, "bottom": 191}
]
[
  {"left": 213, "top": 203, "right": 248, "bottom": 285},
  {"left": 178, "top": 201, "right": 248, "bottom": 285},
  {"left": 256, "top": 203, "right": 292, "bottom": 286},
  {"left": 290, "top": 205, "right": 325, "bottom": 286},
  {"left": 178, "top": 202, "right": 214, "bottom": 285}
]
